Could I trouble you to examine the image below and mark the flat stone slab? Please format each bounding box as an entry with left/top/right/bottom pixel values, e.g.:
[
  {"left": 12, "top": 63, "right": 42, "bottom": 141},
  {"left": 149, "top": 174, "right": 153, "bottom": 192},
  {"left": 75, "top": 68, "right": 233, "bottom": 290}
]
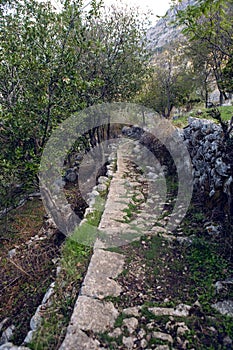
[
  {"left": 67, "top": 296, "right": 119, "bottom": 333},
  {"left": 59, "top": 328, "right": 103, "bottom": 350},
  {"left": 81, "top": 249, "right": 124, "bottom": 298}
]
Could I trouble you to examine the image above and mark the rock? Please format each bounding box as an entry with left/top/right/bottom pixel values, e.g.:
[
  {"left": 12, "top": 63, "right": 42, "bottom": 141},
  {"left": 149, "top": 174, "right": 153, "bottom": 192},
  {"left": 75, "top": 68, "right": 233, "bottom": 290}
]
[
  {"left": 108, "top": 328, "right": 122, "bottom": 338},
  {"left": 59, "top": 328, "right": 102, "bottom": 350},
  {"left": 122, "top": 336, "right": 135, "bottom": 349},
  {"left": 147, "top": 172, "right": 158, "bottom": 180},
  {"left": 212, "top": 300, "right": 233, "bottom": 316},
  {"left": 65, "top": 168, "right": 77, "bottom": 182},
  {"left": 122, "top": 317, "right": 138, "bottom": 334},
  {"left": 30, "top": 306, "right": 42, "bottom": 330},
  {"left": 41, "top": 282, "right": 55, "bottom": 305},
  {"left": 81, "top": 249, "right": 124, "bottom": 298},
  {"left": 154, "top": 346, "right": 170, "bottom": 350},
  {"left": 45, "top": 218, "right": 57, "bottom": 229},
  {"left": 98, "top": 176, "right": 109, "bottom": 185},
  {"left": 206, "top": 224, "right": 221, "bottom": 236},
  {"left": 188, "top": 117, "right": 201, "bottom": 129},
  {"left": 107, "top": 170, "right": 114, "bottom": 177},
  {"left": 96, "top": 184, "right": 107, "bottom": 193},
  {"left": 223, "top": 335, "right": 232, "bottom": 347},
  {"left": 176, "top": 322, "right": 190, "bottom": 336},
  {"left": 53, "top": 178, "right": 66, "bottom": 189},
  {"left": 152, "top": 331, "right": 173, "bottom": 344},
  {"left": 88, "top": 190, "right": 99, "bottom": 198},
  {"left": 123, "top": 306, "right": 141, "bottom": 317},
  {"left": 149, "top": 304, "right": 191, "bottom": 317},
  {"left": 75, "top": 154, "right": 83, "bottom": 162},
  {"left": 122, "top": 125, "right": 144, "bottom": 139},
  {"left": 122, "top": 126, "right": 131, "bottom": 136},
  {"left": 23, "top": 330, "right": 35, "bottom": 344},
  {"left": 140, "top": 338, "right": 148, "bottom": 348},
  {"left": 215, "top": 158, "right": 230, "bottom": 177},
  {"left": 8, "top": 249, "right": 16, "bottom": 259},
  {"left": 0, "top": 344, "right": 30, "bottom": 350},
  {"left": 224, "top": 176, "right": 233, "bottom": 194},
  {"left": 66, "top": 296, "right": 119, "bottom": 333},
  {"left": 0, "top": 326, "right": 15, "bottom": 346},
  {"left": 209, "top": 189, "right": 215, "bottom": 197},
  {"left": 0, "top": 319, "right": 8, "bottom": 333},
  {"left": 138, "top": 329, "right": 146, "bottom": 339}
]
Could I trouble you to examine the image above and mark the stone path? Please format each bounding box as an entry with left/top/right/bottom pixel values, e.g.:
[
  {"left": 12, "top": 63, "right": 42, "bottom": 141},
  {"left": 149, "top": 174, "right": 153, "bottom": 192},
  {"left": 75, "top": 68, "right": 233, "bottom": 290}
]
[
  {"left": 59, "top": 145, "right": 132, "bottom": 350},
  {"left": 59, "top": 142, "right": 192, "bottom": 350},
  {"left": 57, "top": 142, "right": 233, "bottom": 350}
]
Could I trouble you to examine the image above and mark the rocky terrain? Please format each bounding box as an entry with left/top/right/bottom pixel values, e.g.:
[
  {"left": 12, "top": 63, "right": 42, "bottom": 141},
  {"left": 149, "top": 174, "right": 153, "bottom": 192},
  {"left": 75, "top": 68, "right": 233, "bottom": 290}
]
[
  {"left": 1, "top": 115, "right": 232, "bottom": 349},
  {"left": 146, "top": 0, "right": 197, "bottom": 52}
]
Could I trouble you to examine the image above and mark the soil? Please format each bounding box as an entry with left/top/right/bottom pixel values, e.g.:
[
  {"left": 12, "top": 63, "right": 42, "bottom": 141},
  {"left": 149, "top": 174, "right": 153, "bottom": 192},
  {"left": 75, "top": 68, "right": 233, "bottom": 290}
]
[{"left": 0, "top": 178, "right": 87, "bottom": 345}]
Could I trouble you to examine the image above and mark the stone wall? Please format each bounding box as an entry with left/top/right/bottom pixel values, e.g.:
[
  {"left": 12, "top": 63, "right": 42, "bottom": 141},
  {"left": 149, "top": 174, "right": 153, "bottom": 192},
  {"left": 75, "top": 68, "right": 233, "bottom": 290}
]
[
  {"left": 122, "top": 118, "right": 233, "bottom": 224},
  {"left": 183, "top": 117, "right": 232, "bottom": 222}
]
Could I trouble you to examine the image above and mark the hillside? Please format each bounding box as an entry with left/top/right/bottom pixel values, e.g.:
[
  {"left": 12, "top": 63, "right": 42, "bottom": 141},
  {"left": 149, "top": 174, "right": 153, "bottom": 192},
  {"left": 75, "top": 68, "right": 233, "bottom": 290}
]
[{"left": 146, "top": 0, "right": 195, "bottom": 52}]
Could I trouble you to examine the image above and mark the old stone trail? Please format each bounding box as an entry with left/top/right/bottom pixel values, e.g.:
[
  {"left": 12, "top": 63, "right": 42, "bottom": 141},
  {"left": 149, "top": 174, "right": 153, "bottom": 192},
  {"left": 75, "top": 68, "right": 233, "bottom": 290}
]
[{"left": 58, "top": 142, "right": 193, "bottom": 350}]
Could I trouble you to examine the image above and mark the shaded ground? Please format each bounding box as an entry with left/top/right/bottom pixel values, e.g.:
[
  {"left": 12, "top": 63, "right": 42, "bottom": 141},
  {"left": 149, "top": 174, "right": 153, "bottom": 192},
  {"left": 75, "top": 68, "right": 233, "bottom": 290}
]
[{"left": 0, "top": 179, "right": 87, "bottom": 345}]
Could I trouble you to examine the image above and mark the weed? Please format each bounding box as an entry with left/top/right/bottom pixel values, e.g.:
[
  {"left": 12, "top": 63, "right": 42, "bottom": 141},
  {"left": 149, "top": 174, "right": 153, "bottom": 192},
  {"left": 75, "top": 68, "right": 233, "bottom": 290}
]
[{"left": 114, "top": 312, "right": 129, "bottom": 328}]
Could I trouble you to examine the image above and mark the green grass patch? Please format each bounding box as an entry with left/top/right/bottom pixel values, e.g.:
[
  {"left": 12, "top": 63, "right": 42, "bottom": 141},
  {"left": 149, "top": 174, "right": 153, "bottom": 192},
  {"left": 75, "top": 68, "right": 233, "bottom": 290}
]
[
  {"left": 184, "top": 238, "right": 232, "bottom": 311},
  {"left": 172, "top": 105, "right": 233, "bottom": 128}
]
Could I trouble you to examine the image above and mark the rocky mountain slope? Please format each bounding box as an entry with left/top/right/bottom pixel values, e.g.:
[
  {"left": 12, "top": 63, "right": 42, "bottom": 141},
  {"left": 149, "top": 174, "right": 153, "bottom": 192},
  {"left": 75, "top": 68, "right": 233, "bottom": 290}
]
[{"left": 147, "top": 0, "right": 197, "bottom": 52}]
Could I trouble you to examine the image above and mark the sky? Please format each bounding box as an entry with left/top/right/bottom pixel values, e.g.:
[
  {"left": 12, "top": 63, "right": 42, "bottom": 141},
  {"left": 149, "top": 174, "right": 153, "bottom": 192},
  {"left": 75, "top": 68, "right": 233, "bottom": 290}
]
[
  {"left": 103, "top": 0, "right": 172, "bottom": 19},
  {"left": 51, "top": 0, "right": 172, "bottom": 22}
]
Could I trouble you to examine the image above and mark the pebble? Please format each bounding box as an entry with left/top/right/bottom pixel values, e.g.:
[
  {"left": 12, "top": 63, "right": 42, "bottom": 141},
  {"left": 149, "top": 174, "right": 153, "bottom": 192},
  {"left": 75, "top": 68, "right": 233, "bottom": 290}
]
[
  {"left": 7, "top": 249, "right": 16, "bottom": 259},
  {"left": 122, "top": 317, "right": 138, "bottom": 334},
  {"left": 152, "top": 331, "right": 173, "bottom": 344},
  {"left": 122, "top": 336, "right": 135, "bottom": 349}
]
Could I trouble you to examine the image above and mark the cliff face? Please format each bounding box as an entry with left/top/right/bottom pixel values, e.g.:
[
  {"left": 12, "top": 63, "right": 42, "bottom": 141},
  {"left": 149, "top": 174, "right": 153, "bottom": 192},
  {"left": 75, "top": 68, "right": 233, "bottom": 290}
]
[{"left": 146, "top": 0, "right": 197, "bottom": 52}]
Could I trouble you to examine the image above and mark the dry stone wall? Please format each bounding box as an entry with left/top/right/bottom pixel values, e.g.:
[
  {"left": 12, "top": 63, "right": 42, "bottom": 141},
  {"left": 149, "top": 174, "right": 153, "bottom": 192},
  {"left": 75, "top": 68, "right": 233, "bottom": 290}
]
[
  {"left": 183, "top": 117, "right": 232, "bottom": 222},
  {"left": 123, "top": 117, "right": 233, "bottom": 225}
]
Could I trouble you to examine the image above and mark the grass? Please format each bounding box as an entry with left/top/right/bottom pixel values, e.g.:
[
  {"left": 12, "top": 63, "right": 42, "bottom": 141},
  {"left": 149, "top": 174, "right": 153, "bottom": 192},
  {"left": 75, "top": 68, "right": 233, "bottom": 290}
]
[
  {"left": 172, "top": 105, "right": 233, "bottom": 128},
  {"left": 184, "top": 238, "right": 233, "bottom": 311},
  {"left": 0, "top": 198, "right": 45, "bottom": 244}
]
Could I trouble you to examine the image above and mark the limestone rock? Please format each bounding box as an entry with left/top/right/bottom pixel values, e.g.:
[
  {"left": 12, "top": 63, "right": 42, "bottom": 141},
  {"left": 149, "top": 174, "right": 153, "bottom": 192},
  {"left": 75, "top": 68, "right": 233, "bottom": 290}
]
[
  {"left": 81, "top": 249, "right": 124, "bottom": 299},
  {"left": 122, "top": 317, "right": 138, "bottom": 334},
  {"left": 152, "top": 331, "right": 173, "bottom": 344},
  {"left": 0, "top": 326, "right": 15, "bottom": 346},
  {"left": 97, "top": 176, "right": 109, "bottom": 185},
  {"left": 68, "top": 296, "right": 119, "bottom": 333},
  {"left": 59, "top": 329, "right": 102, "bottom": 350},
  {"left": 212, "top": 300, "right": 233, "bottom": 317},
  {"left": 122, "top": 336, "right": 135, "bottom": 349},
  {"left": 96, "top": 183, "right": 107, "bottom": 193},
  {"left": 0, "top": 344, "right": 30, "bottom": 350},
  {"left": 149, "top": 304, "right": 191, "bottom": 317}
]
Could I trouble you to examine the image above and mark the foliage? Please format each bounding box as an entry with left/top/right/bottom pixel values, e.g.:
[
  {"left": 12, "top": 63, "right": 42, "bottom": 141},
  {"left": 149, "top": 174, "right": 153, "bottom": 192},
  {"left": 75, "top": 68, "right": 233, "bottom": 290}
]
[
  {"left": 173, "top": 0, "right": 233, "bottom": 105},
  {"left": 138, "top": 46, "right": 197, "bottom": 118},
  {"left": 0, "top": 0, "right": 150, "bottom": 208}
]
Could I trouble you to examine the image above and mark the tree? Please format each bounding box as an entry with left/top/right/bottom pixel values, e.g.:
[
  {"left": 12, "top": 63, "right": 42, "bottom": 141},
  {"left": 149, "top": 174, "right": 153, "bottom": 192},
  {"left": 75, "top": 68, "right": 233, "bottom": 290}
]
[
  {"left": 173, "top": 0, "right": 233, "bottom": 105},
  {"left": 138, "top": 46, "right": 197, "bottom": 118},
  {"left": 0, "top": 0, "right": 150, "bottom": 205}
]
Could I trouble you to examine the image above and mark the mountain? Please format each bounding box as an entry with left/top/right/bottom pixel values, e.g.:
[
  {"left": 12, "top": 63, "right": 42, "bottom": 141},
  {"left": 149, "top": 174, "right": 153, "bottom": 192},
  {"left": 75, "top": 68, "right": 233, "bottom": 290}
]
[{"left": 146, "top": 0, "right": 197, "bottom": 53}]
